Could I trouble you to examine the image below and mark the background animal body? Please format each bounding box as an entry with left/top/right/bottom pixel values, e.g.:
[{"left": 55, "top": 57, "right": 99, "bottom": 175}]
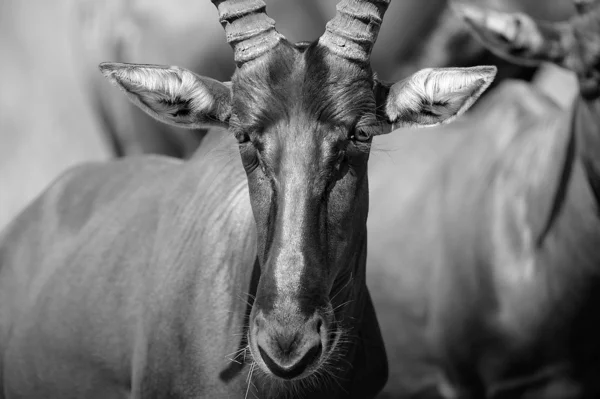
[
  {"left": 368, "top": 82, "right": 572, "bottom": 398},
  {"left": 0, "top": 0, "right": 579, "bottom": 233},
  {"left": 0, "top": 134, "right": 260, "bottom": 398},
  {"left": 367, "top": 1, "right": 600, "bottom": 397}
]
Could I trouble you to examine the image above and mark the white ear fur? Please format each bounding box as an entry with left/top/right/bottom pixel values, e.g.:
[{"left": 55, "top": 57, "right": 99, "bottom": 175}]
[
  {"left": 99, "top": 62, "right": 231, "bottom": 129},
  {"left": 385, "top": 66, "right": 497, "bottom": 129}
]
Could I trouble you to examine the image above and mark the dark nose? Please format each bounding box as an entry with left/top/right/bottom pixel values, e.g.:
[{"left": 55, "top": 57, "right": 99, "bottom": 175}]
[{"left": 255, "top": 314, "right": 324, "bottom": 380}]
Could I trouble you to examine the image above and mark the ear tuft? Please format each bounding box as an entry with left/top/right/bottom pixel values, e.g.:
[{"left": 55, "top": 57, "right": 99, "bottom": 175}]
[
  {"left": 99, "top": 62, "right": 122, "bottom": 79},
  {"left": 98, "top": 62, "right": 231, "bottom": 129},
  {"left": 385, "top": 66, "right": 497, "bottom": 129}
]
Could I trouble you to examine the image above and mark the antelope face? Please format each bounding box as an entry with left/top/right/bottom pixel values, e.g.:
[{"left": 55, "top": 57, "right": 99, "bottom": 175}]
[
  {"left": 100, "top": 0, "right": 496, "bottom": 384},
  {"left": 236, "top": 43, "right": 377, "bottom": 380}
]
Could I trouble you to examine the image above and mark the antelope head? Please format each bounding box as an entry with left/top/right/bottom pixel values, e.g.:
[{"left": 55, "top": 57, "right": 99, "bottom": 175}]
[{"left": 99, "top": 0, "right": 497, "bottom": 389}]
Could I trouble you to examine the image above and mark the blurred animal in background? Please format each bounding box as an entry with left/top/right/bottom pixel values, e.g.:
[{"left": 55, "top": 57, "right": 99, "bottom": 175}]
[
  {"left": 376, "top": 0, "right": 574, "bottom": 82},
  {"left": 367, "top": 0, "right": 600, "bottom": 397}
]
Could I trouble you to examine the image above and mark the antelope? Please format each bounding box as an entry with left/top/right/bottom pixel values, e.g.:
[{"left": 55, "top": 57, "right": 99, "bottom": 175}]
[
  {"left": 0, "top": 0, "right": 496, "bottom": 397},
  {"left": 365, "top": 0, "right": 600, "bottom": 397}
]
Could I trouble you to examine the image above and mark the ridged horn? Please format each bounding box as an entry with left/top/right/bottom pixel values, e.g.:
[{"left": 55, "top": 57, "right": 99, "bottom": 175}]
[
  {"left": 211, "top": 0, "right": 285, "bottom": 66},
  {"left": 318, "top": 0, "right": 391, "bottom": 63}
]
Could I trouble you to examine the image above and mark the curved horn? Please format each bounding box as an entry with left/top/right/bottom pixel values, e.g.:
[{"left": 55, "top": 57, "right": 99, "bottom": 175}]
[
  {"left": 318, "top": 0, "right": 391, "bottom": 63},
  {"left": 211, "top": 0, "right": 285, "bottom": 66}
]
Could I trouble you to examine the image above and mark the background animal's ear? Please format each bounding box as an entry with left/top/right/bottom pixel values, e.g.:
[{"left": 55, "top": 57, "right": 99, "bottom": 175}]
[
  {"left": 99, "top": 62, "right": 231, "bottom": 129},
  {"left": 451, "top": 2, "right": 570, "bottom": 67},
  {"left": 379, "top": 66, "right": 496, "bottom": 130}
]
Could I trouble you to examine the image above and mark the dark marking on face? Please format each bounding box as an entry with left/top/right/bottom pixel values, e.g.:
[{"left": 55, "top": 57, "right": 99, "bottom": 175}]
[
  {"left": 230, "top": 37, "right": 380, "bottom": 382},
  {"left": 230, "top": 40, "right": 376, "bottom": 319}
]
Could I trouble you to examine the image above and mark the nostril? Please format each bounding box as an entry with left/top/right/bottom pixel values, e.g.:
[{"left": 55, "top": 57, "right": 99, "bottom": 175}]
[
  {"left": 254, "top": 313, "right": 265, "bottom": 330},
  {"left": 316, "top": 318, "right": 322, "bottom": 333},
  {"left": 310, "top": 315, "right": 326, "bottom": 344}
]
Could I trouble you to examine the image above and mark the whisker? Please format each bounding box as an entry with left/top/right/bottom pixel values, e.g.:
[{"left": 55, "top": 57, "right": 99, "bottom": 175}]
[
  {"left": 245, "top": 362, "right": 256, "bottom": 399},
  {"left": 240, "top": 291, "right": 256, "bottom": 300},
  {"left": 237, "top": 293, "right": 255, "bottom": 308},
  {"left": 330, "top": 273, "right": 354, "bottom": 303},
  {"left": 226, "top": 357, "right": 242, "bottom": 365},
  {"left": 225, "top": 347, "right": 246, "bottom": 358},
  {"left": 224, "top": 346, "right": 248, "bottom": 365},
  {"left": 243, "top": 344, "right": 249, "bottom": 364},
  {"left": 332, "top": 299, "right": 354, "bottom": 313}
]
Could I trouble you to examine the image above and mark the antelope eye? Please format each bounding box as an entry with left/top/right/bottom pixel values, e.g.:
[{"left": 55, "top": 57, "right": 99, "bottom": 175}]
[
  {"left": 350, "top": 128, "right": 372, "bottom": 142},
  {"left": 236, "top": 132, "right": 251, "bottom": 144}
]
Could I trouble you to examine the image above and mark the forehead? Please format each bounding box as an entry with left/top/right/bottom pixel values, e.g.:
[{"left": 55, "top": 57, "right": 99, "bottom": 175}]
[{"left": 230, "top": 43, "right": 377, "bottom": 135}]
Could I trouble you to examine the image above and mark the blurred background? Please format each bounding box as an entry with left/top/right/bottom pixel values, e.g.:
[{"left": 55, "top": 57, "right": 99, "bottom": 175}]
[{"left": 0, "top": 0, "right": 581, "bottom": 232}]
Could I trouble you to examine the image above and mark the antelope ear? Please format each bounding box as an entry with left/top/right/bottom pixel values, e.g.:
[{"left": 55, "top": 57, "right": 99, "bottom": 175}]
[
  {"left": 380, "top": 66, "right": 496, "bottom": 130},
  {"left": 99, "top": 62, "right": 231, "bottom": 129},
  {"left": 451, "top": 2, "right": 569, "bottom": 67}
]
